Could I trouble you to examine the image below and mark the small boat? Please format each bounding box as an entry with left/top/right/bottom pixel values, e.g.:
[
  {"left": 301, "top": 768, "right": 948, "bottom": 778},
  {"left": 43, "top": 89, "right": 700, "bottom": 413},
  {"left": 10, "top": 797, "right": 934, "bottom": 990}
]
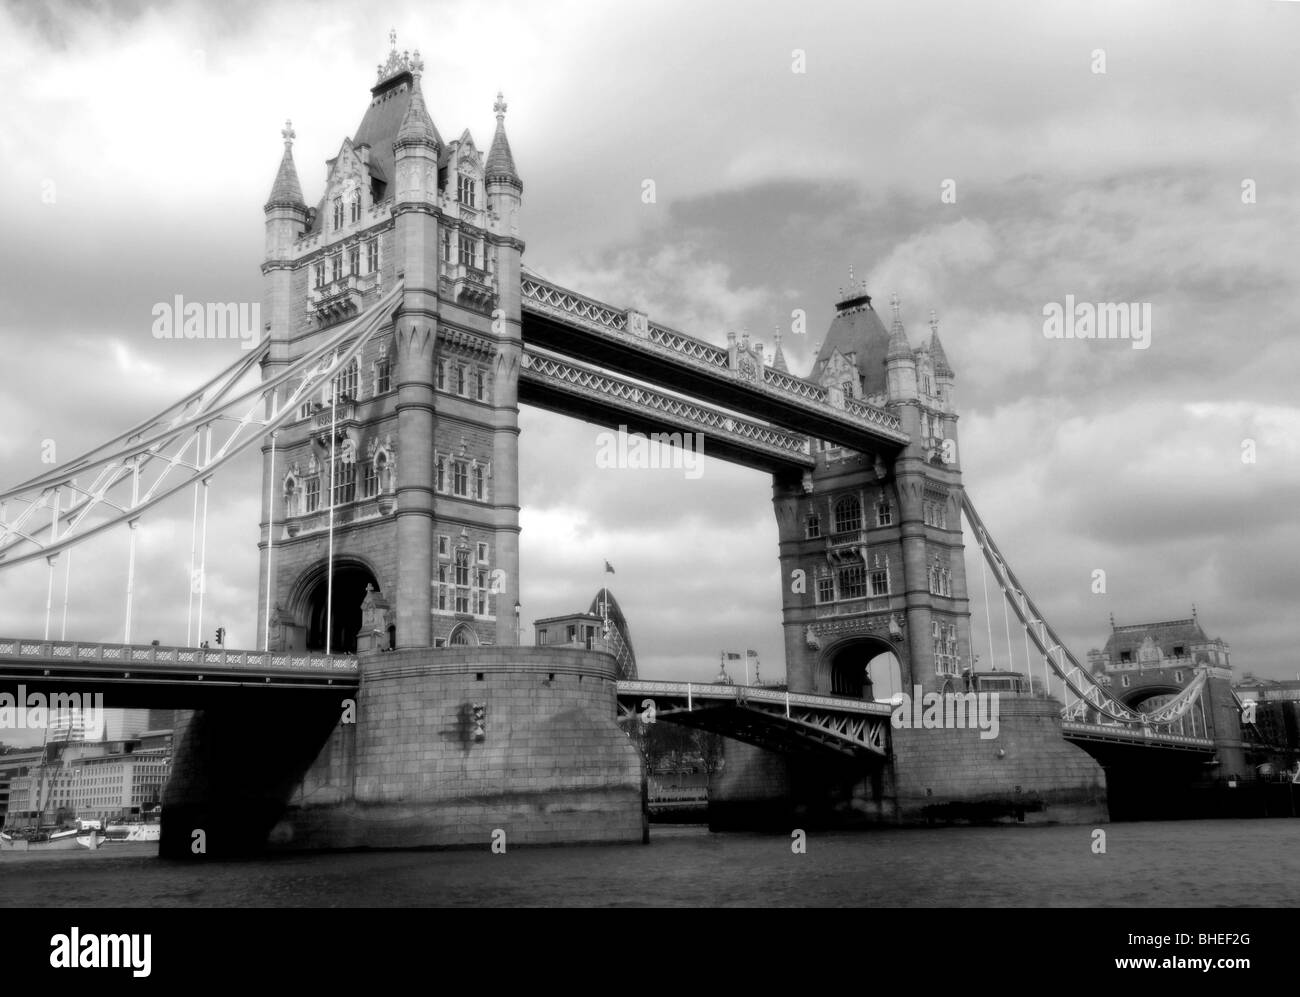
[
  {"left": 76, "top": 830, "right": 103, "bottom": 850},
  {"left": 0, "top": 827, "right": 83, "bottom": 851},
  {"left": 103, "top": 821, "right": 161, "bottom": 843}
]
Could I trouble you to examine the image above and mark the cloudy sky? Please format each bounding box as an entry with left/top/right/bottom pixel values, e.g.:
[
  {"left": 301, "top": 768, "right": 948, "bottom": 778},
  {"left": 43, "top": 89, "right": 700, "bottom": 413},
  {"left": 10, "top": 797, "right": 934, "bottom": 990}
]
[{"left": 1, "top": 0, "right": 1297, "bottom": 737}]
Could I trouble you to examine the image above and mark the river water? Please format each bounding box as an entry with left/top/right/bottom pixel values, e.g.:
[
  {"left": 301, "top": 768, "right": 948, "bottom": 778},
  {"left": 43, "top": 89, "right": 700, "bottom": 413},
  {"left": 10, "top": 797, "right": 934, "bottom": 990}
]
[{"left": 1, "top": 820, "right": 1296, "bottom": 907}]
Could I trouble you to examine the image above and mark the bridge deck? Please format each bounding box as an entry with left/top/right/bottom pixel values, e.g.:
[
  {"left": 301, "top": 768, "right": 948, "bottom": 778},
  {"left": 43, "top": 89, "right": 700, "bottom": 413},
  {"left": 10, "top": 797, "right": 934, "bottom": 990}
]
[
  {"left": 617, "top": 680, "right": 892, "bottom": 758},
  {"left": 521, "top": 276, "right": 909, "bottom": 455},
  {"left": 0, "top": 637, "right": 358, "bottom": 691},
  {"left": 1061, "top": 720, "right": 1214, "bottom": 752}
]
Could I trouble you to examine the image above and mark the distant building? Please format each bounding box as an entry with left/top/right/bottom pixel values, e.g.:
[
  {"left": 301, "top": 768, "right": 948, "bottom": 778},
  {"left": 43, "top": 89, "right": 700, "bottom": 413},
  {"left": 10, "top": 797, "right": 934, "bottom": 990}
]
[
  {"left": 1087, "top": 611, "right": 1230, "bottom": 711},
  {"left": 0, "top": 749, "right": 45, "bottom": 825},
  {"left": 2, "top": 732, "right": 172, "bottom": 827},
  {"left": 532, "top": 588, "right": 638, "bottom": 680},
  {"left": 48, "top": 707, "right": 154, "bottom": 743}
]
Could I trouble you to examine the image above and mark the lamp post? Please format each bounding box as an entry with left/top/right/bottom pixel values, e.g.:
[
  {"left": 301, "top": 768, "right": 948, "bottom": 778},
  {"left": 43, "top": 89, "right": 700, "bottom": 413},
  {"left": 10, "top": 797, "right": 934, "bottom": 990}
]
[{"left": 514, "top": 601, "right": 522, "bottom": 645}]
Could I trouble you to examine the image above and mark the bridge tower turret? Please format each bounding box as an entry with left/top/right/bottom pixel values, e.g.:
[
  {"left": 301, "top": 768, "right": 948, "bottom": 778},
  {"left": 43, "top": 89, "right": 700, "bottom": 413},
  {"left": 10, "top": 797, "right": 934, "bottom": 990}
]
[
  {"left": 390, "top": 52, "right": 442, "bottom": 648},
  {"left": 257, "top": 121, "right": 309, "bottom": 646},
  {"left": 774, "top": 283, "right": 970, "bottom": 701},
  {"left": 484, "top": 93, "right": 524, "bottom": 645}
]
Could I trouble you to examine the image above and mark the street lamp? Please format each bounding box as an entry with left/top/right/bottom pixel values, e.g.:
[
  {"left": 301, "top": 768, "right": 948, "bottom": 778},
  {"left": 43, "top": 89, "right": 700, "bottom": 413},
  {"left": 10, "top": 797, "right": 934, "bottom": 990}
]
[{"left": 514, "top": 601, "right": 522, "bottom": 645}]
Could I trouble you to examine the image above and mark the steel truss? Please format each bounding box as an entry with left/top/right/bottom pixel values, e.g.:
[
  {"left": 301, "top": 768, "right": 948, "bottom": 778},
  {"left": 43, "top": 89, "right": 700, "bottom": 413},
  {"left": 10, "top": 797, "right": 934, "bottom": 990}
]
[
  {"left": 0, "top": 283, "right": 404, "bottom": 570},
  {"left": 616, "top": 680, "right": 891, "bottom": 757}
]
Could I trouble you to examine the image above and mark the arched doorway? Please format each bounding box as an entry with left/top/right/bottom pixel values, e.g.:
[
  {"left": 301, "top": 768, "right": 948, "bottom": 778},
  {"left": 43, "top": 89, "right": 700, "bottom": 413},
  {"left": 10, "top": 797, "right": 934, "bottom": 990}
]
[
  {"left": 448, "top": 623, "right": 478, "bottom": 647},
  {"left": 302, "top": 562, "right": 381, "bottom": 653},
  {"left": 823, "top": 638, "right": 902, "bottom": 701}
]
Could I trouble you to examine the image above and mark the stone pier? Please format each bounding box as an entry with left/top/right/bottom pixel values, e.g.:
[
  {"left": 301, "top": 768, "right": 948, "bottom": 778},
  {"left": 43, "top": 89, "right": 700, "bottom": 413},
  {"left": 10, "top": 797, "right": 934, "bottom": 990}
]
[{"left": 162, "top": 646, "right": 645, "bottom": 857}]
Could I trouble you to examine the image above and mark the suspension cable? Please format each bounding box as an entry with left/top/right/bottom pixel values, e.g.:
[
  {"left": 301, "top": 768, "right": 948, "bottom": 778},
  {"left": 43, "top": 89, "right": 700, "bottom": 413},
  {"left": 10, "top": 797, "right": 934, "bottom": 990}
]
[
  {"left": 196, "top": 428, "right": 212, "bottom": 647},
  {"left": 123, "top": 452, "right": 141, "bottom": 643},
  {"left": 978, "top": 530, "right": 995, "bottom": 672},
  {"left": 60, "top": 546, "right": 72, "bottom": 640},
  {"left": 326, "top": 377, "right": 337, "bottom": 656},
  {"left": 264, "top": 430, "right": 277, "bottom": 652},
  {"left": 1001, "top": 577, "right": 1015, "bottom": 675},
  {"left": 43, "top": 489, "right": 60, "bottom": 639},
  {"left": 186, "top": 473, "right": 199, "bottom": 646}
]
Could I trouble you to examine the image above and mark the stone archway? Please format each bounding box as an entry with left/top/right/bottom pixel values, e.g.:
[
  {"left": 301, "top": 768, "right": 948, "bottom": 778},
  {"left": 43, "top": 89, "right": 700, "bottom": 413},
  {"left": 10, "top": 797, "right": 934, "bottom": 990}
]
[
  {"left": 293, "top": 559, "right": 382, "bottom": 653},
  {"left": 818, "top": 637, "right": 902, "bottom": 701},
  {"left": 448, "top": 623, "right": 478, "bottom": 647}
]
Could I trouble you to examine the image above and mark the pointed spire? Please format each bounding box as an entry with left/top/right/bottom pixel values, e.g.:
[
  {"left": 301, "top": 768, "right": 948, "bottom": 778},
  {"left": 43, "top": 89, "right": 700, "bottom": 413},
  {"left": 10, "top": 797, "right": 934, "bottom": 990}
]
[
  {"left": 886, "top": 292, "right": 912, "bottom": 362},
  {"left": 266, "top": 118, "right": 305, "bottom": 209},
  {"left": 486, "top": 91, "right": 521, "bottom": 189},
  {"left": 928, "top": 309, "right": 953, "bottom": 376},
  {"left": 772, "top": 329, "right": 789, "bottom": 373},
  {"left": 396, "top": 52, "right": 440, "bottom": 147}
]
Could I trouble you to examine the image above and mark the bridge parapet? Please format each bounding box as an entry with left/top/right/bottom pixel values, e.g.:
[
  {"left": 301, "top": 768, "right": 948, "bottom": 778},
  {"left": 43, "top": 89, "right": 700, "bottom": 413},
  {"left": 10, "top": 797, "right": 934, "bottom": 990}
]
[
  {"left": 1062, "top": 720, "right": 1214, "bottom": 752},
  {"left": 0, "top": 637, "right": 358, "bottom": 677},
  {"left": 619, "top": 679, "right": 893, "bottom": 716}
]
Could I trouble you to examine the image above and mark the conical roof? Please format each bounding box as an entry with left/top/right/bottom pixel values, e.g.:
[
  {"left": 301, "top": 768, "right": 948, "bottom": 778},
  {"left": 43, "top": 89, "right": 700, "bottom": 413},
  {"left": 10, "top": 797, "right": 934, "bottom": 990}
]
[
  {"left": 486, "top": 92, "right": 521, "bottom": 188},
  {"left": 265, "top": 120, "right": 305, "bottom": 209},
  {"left": 885, "top": 293, "right": 914, "bottom": 362},
  {"left": 810, "top": 291, "right": 892, "bottom": 396},
  {"left": 772, "top": 334, "right": 789, "bottom": 373},
  {"left": 396, "top": 67, "right": 440, "bottom": 147},
  {"left": 928, "top": 312, "right": 952, "bottom": 376}
]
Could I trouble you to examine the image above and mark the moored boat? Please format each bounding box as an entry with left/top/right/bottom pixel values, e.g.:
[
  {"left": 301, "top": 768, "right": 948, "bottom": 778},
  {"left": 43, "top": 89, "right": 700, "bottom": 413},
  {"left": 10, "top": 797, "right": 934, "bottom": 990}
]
[{"left": 0, "top": 827, "right": 83, "bottom": 851}]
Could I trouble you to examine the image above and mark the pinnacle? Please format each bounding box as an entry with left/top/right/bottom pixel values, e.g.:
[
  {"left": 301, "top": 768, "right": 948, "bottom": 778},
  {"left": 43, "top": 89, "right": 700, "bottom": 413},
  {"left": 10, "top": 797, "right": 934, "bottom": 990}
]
[
  {"left": 266, "top": 119, "right": 305, "bottom": 209},
  {"left": 486, "top": 91, "right": 520, "bottom": 187},
  {"left": 396, "top": 70, "right": 440, "bottom": 147}
]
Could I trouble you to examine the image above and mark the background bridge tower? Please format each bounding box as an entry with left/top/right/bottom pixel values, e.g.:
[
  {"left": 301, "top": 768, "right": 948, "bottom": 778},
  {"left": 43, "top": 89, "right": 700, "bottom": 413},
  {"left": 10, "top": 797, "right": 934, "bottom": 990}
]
[
  {"left": 255, "top": 39, "right": 525, "bottom": 654},
  {"left": 774, "top": 284, "right": 970, "bottom": 701}
]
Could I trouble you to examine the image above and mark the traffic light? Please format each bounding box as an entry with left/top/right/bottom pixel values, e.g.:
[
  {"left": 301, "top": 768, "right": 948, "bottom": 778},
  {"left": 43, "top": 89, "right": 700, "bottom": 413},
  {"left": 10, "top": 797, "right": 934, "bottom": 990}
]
[
  {"left": 471, "top": 703, "right": 486, "bottom": 741},
  {"left": 214, "top": 627, "right": 225, "bottom": 647}
]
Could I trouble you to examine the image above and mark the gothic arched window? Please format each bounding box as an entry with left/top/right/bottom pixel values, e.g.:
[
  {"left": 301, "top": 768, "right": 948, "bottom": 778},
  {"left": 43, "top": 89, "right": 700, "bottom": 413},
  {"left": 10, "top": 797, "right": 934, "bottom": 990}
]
[
  {"left": 833, "top": 495, "right": 862, "bottom": 535},
  {"left": 333, "top": 358, "right": 360, "bottom": 402}
]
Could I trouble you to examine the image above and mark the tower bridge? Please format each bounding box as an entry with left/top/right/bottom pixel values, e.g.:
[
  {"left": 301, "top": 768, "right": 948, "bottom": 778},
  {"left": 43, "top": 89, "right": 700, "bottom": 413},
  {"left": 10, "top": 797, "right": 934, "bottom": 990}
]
[{"left": 0, "top": 35, "right": 1269, "bottom": 855}]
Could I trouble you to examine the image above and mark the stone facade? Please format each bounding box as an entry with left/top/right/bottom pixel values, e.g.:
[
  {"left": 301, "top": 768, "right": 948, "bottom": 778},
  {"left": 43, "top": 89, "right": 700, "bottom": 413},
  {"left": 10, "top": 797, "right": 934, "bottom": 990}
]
[
  {"left": 161, "top": 647, "right": 643, "bottom": 856},
  {"left": 269, "top": 646, "right": 644, "bottom": 850},
  {"left": 256, "top": 42, "right": 524, "bottom": 655},
  {"left": 773, "top": 289, "right": 969, "bottom": 700},
  {"left": 889, "top": 696, "right": 1107, "bottom": 824}
]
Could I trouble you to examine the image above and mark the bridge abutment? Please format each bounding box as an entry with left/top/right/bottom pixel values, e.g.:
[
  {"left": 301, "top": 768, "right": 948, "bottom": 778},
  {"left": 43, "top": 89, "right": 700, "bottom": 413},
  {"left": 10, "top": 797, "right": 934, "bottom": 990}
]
[
  {"left": 162, "top": 647, "right": 644, "bottom": 857},
  {"left": 707, "top": 695, "right": 1108, "bottom": 829},
  {"left": 160, "top": 693, "right": 343, "bottom": 859},
  {"left": 889, "top": 695, "right": 1107, "bottom": 824},
  {"left": 274, "top": 647, "right": 642, "bottom": 851}
]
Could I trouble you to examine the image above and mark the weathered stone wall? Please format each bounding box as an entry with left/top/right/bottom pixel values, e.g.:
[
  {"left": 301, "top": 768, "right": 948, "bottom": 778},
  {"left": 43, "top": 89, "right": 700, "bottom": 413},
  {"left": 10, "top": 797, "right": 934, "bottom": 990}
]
[
  {"left": 707, "top": 696, "right": 1107, "bottom": 830},
  {"left": 269, "top": 646, "right": 645, "bottom": 850},
  {"left": 890, "top": 695, "right": 1107, "bottom": 824}
]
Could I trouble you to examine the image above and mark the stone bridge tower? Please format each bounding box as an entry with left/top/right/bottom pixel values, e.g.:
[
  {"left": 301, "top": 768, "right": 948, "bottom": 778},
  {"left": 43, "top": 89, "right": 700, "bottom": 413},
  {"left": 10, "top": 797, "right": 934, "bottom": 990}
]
[
  {"left": 255, "top": 37, "right": 524, "bottom": 655},
  {"left": 773, "top": 283, "right": 970, "bottom": 701}
]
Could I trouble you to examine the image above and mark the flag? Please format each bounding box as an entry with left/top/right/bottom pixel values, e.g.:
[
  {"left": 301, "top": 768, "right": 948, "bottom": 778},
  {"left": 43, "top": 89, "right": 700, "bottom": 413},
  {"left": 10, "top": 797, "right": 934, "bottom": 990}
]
[
  {"left": 725, "top": 652, "right": 741, "bottom": 661},
  {"left": 604, "top": 560, "right": 615, "bottom": 574},
  {"left": 746, "top": 649, "right": 758, "bottom": 657}
]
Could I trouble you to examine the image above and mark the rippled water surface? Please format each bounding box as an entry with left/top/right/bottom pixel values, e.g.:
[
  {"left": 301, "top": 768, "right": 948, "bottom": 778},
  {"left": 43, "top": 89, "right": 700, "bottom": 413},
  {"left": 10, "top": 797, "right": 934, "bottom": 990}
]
[{"left": 1, "top": 821, "right": 1296, "bottom": 907}]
